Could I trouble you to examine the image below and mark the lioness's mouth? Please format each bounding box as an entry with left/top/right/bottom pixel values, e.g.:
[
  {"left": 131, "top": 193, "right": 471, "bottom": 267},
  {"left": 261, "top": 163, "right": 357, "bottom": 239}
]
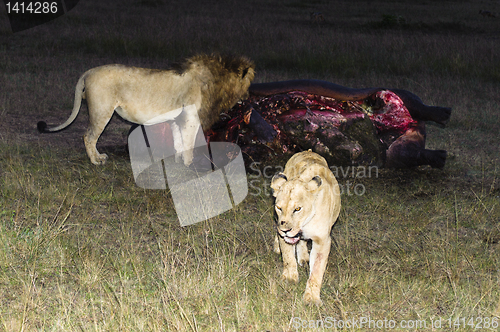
[
  {"left": 279, "top": 230, "right": 302, "bottom": 245},
  {"left": 284, "top": 235, "right": 300, "bottom": 245}
]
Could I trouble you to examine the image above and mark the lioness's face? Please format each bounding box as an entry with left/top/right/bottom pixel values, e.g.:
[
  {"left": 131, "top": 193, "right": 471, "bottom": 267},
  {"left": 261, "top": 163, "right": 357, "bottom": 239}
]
[{"left": 274, "top": 180, "right": 317, "bottom": 245}]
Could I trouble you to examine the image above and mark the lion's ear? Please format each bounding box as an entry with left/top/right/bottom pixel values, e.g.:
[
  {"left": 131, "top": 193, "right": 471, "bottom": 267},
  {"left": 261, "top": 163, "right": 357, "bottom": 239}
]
[
  {"left": 307, "top": 175, "right": 322, "bottom": 191},
  {"left": 241, "top": 67, "right": 249, "bottom": 79},
  {"left": 271, "top": 172, "right": 287, "bottom": 196}
]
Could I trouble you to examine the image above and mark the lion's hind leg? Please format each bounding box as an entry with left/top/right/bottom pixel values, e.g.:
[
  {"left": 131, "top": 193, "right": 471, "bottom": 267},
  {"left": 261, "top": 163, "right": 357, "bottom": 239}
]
[
  {"left": 84, "top": 126, "right": 109, "bottom": 165},
  {"left": 84, "top": 100, "right": 115, "bottom": 165}
]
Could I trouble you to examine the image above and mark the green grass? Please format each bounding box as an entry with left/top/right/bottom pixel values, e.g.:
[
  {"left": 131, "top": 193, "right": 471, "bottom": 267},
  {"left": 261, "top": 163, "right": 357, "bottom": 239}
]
[{"left": 1, "top": 0, "right": 500, "bottom": 330}]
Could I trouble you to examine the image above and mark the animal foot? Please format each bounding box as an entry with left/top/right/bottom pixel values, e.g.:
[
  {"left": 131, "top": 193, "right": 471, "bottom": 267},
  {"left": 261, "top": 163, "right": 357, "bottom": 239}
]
[
  {"left": 425, "top": 149, "right": 447, "bottom": 169},
  {"left": 303, "top": 289, "right": 322, "bottom": 306},
  {"left": 298, "top": 255, "right": 309, "bottom": 267},
  {"left": 296, "top": 240, "right": 309, "bottom": 266},
  {"left": 182, "top": 150, "right": 194, "bottom": 167},
  {"left": 92, "top": 153, "right": 108, "bottom": 165},
  {"left": 174, "top": 152, "right": 183, "bottom": 164},
  {"left": 281, "top": 269, "right": 299, "bottom": 283}
]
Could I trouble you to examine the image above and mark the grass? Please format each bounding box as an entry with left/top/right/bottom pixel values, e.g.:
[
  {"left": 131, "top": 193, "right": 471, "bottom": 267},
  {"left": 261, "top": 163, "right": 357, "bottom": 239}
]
[
  {"left": 1, "top": 142, "right": 499, "bottom": 331},
  {"left": 1, "top": 0, "right": 500, "bottom": 330}
]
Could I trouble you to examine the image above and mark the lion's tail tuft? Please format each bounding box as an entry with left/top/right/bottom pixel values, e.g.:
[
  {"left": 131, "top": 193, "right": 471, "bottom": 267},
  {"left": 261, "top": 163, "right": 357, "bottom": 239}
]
[
  {"left": 36, "top": 70, "right": 88, "bottom": 134},
  {"left": 37, "top": 121, "right": 48, "bottom": 133}
]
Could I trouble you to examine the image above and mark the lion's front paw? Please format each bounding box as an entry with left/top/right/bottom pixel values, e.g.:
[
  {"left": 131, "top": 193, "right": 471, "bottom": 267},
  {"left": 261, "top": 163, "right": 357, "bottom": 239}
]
[
  {"left": 182, "top": 151, "right": 194, "bottom": 167},
  {"left": 174, "top": 152, "right": 183, "bottom": 164},
  {"left": 281, "top": 269, "right": 299, "bottom": 283},
  {"left": 92, "top": 153, "right": 108, "bottom": 165},
  {"left": 303, "top": 289, "right": 322, "bottom": 306}
]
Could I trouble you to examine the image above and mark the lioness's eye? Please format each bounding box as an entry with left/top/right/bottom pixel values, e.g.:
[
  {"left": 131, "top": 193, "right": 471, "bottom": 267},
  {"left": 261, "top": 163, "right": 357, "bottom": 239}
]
[
  {"left": 276, "top": 206, "right": 282, "bottom": 211},
  {"left": 294, "top": 207, "right": 301, "bottom": 212}
]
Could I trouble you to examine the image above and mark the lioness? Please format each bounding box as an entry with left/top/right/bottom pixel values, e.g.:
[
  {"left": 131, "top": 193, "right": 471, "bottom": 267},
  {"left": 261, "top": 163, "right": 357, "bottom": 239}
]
[
  {"left": 271, "top": 150, "right": 341, "bottom": 305},
  {"left": 37, "top": 54, "right": 255, "bottom": 165}
]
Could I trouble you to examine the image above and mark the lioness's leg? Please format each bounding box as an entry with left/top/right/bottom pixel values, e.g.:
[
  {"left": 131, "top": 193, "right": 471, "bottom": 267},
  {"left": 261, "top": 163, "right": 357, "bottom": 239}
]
[
  {"left": 278, "top": 235, "right": 298, "bottom": 283},
  {"left": 273, "top": 234, "right": 281, "bottom": 254},
  {"left": 303, "top": 236, "right": 331, "bottom": 305},
  {"left": 296, "top": 240, "right": 309, "bottom": 266}
]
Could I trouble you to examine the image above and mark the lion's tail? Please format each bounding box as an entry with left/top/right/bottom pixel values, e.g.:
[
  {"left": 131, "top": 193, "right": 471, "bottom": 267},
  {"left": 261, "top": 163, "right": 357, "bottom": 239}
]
[{"left": 37, "top": 70, "right": 88, "bottom": 133}]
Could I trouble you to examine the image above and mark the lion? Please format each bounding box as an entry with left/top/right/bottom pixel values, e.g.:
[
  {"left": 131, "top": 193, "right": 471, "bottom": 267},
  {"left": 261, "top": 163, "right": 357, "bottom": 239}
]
[
  {"left": 37, "top": 54, "right": 255, "bottom": 165},
  {"left": 270, "top": 150, "right": 341, "bottom": 305}
]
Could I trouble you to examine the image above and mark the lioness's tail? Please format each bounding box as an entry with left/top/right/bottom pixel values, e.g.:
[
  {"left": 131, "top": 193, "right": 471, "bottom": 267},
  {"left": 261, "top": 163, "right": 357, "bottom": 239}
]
[{"left": 37, "top": 71, "right": 88, "bottom": 133}]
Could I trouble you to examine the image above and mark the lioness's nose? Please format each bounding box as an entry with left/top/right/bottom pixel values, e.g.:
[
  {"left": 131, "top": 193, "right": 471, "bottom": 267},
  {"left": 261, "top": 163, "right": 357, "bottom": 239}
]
[{"left": 280, "top": 220, "right": 286, "bottom": 225}]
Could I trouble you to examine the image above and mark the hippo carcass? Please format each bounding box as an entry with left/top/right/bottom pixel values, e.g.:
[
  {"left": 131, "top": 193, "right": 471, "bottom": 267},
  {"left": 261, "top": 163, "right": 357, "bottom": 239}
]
[{"left": 206, "top": 79, "right": 452, "bottom": 169}]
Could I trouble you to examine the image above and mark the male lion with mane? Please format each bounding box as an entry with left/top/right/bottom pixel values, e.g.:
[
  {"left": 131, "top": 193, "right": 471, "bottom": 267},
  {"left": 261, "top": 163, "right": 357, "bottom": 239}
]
[
  {"left": 37, "top": 54, "right": 255, "bottom": 165},
  {"left": 271, "top": 150, "right": 341, "bottom": 305}
]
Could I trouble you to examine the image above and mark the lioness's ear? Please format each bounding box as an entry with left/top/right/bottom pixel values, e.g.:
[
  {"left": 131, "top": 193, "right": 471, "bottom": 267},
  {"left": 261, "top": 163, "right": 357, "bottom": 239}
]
[
  {"left": 307, "top": 175, "right": 322, "bottom": 191},
  {"left": 270, "top": 172, "right": 287, "bottom": 196}
]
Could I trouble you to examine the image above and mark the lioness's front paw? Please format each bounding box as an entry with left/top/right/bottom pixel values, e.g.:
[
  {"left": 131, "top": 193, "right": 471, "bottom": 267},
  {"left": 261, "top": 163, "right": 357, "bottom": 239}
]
[
  {"left": 297, "top": 241, "right": 309, "bottom": 266},
  {"left": 281, "top": 269, "right": 299, "bottom": 283},
  {"left": 297, "top": 250, "right": 309, "bottom": 267},
  {"left": 303, "top": 289, "right": 322, "bottom": 306},
  {"left": 298, "top": 256, "right": 309, "bottom": 267},
  {"left": 92, "top": 153, "right": 108, "bottom": 165}
]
